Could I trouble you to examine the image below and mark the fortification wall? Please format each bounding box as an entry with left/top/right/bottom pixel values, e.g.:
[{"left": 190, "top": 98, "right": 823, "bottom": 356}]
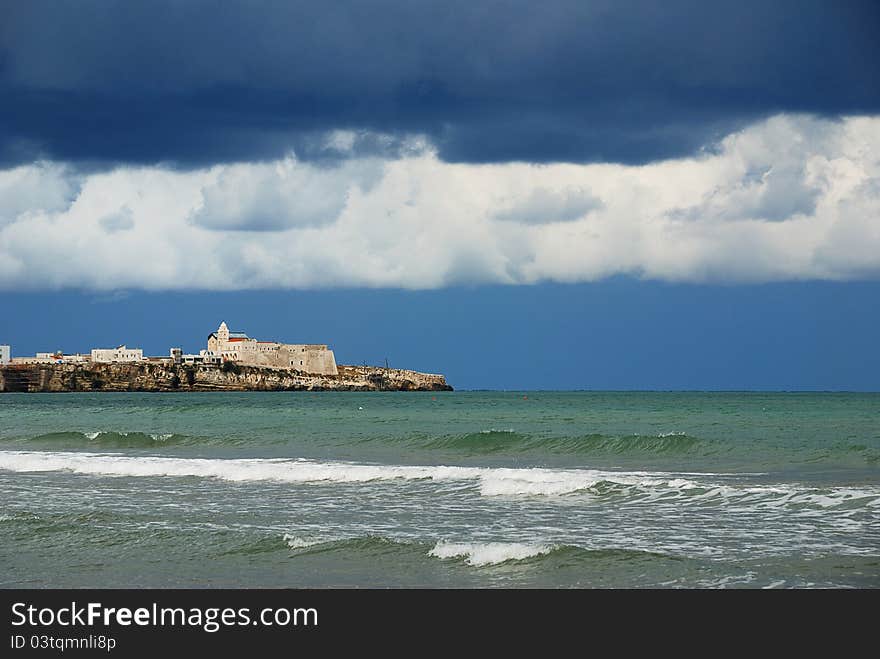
[{"left": 235, "top": 345, "right": 338, "bottom": 375}]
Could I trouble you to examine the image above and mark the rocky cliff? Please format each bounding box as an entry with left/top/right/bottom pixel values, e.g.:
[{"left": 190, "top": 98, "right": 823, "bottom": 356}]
[{"left": 0, "top": 362, "right": 452, "bottom": 393}]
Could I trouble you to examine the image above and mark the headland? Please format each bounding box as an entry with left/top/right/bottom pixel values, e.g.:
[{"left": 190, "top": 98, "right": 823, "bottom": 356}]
[
  {"left": 0, "top": 362, "right": 452, "bottom": 392},
  {"left": 0, "top": 321, "right": 452, "bottom": 392}
]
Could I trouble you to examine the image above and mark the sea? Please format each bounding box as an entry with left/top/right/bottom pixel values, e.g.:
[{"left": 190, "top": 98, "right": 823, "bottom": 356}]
[{"left": 0, "top": 391, "right": 877, "bottom": 588}]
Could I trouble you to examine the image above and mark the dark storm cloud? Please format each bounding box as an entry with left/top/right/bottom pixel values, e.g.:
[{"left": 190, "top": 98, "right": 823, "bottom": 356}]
[{"left": 1, "top": 0, "right": 878, "bottom": 167}]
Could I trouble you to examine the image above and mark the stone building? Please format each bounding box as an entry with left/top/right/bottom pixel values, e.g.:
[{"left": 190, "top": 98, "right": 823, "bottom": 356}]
[
  {"left": 206, "top": 321, "right": 337, "bottom": 375},
  {"left": 0, "top": 345, "right": 9, "bottom": 365}
]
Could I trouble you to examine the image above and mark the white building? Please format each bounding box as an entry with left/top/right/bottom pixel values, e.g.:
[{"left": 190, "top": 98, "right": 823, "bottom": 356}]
[
  {"left": 170, "top": 347, "right": 220, "bottom": 366},
  {"left": 198, "top": 350, "right": 221, "bottom": 365},
  {"left": 0, "top": 345, "right": 9, "bottom": 365},
  {"left": 91, "top": 345, "right": 144, "bottom": 363},
  {"left": 11, "top": 352, "right": 89, "bottom": 364},
  {"left": 60, "top": 353, "right": 90, "bottom": 364},
  {"left": 183, "top": 350, "right": 221, "bottom": 366},
  {"left": 50, "top": 353, "right": 89, "bottom": 363}
]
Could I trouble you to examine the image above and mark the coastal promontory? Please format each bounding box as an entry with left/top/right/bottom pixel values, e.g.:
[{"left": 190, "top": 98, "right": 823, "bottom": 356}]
[
  {"left": 0, "top": 362, "right": 452, "bottom": 393},
  {"left": 0, "top": 320, "right": 452, "bottom": 393}
]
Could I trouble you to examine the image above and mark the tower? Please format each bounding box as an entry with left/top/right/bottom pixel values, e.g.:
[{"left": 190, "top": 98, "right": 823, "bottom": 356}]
[{"left": 217, "top": 321, "right": 229, "bottom": 346}]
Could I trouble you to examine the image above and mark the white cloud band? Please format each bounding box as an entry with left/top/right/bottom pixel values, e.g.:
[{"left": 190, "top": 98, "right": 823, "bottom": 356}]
[{"left": 0, "top": 114, "right": 877, "bottom": 290}]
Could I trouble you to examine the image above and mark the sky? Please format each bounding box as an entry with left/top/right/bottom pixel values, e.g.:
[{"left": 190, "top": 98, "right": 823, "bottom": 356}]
[{"left": 1, "top": 1, "right": 879, "bottom": 390}]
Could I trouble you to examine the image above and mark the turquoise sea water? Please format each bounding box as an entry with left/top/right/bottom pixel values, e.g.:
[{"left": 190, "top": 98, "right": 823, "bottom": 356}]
[{"left": 0, "top": 391, "right": 877, "bottom": 588}]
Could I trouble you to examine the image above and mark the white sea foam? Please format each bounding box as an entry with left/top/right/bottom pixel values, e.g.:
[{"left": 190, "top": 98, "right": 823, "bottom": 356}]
[
  {"left": 83, "top": 431, "right": 172, "bottom": 441},
  {"left": 282, "top": 534, "right": 324, "bottom": 549},
  {"left": 0, "top": 451, "right": 877, "bottom": 509},
  {"left": 0, "top": 451, "right": 703, "bottom": 497},
  {"left": 429, "top": 541, "right": 553, "bottom": 566},
  {"left": 477, "top": 468, "right": 701, "bottom": 497},
  {"left": 478, "top": 468, "right": 604, "bottom": 496},
  {"left": 671, "top": 482, "right": 880, "bottom": 509},
  {"left": 763, "top": 580, "right": 788, "bottom": 589},
  {"left": 0, "top": 451, "right": 481, "bottom": 484}
]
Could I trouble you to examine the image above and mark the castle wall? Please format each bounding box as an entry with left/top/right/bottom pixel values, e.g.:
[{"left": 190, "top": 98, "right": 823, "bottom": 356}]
[
  {"left": 276, "top": 345, "right": 338, "bottom": 375},
  {"left": 235, "top": 344, "right": 338, "bottom": 375}
]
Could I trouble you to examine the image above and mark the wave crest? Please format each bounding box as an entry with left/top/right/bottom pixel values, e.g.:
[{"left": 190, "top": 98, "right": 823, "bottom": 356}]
[
  {"left": 12, "top": 431, "right": 189, "bottom": 447},
  {"left": 424, "top": 431, "right": 706, "bottom": 455},
  {"left": 2, "top": 451, "right": 877, "bottom": 510},
  {"left": 429, "top": 541, "right": 553, "bottom": 566}
]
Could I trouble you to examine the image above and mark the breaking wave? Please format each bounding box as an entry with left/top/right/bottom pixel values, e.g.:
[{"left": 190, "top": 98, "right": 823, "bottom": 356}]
[
  {"left": 277, "top": 533, "right": 683, "bottom": 568},
  {"left": 282, "top": 534, "right": 326, "bottom": 550},
  {"left": 1, "top": 450, "right": 878, "bottom": 511},
  {"left": 7, "top": 431, "right": 192, "bottom": 448},
  {"left": 279, "top": 534, "right": 682, "bottom": 568},
  {"left": 281, "top": 535, "right": 423, "bottom": 557},
  {"left": 429, "top": 541, "right": 554, "bottom": 566},
  {"left": 0, "top": 450, "right": 702, "bottom": 496},
  {"left": 4, "top": 430, "right": 876, "bottom": 466}
]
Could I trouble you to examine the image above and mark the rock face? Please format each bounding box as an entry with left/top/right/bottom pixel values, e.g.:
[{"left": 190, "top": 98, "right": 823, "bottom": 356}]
[{"left": 0, "top": 362, "right": 453, "bottom": 393}]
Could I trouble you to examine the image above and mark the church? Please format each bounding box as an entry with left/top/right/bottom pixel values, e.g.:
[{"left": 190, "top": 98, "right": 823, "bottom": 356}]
[{"left": 207, "top": 322, "right": 338, "bottom": 376}]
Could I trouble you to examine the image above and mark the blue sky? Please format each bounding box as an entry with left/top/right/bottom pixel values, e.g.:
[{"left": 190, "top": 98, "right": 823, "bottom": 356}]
[
  {"left": 2, "top": 281, "right": 878, "bottom": 391},
  {"left": 1, "top": 2, "right": 879, "bottom": 390}
]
